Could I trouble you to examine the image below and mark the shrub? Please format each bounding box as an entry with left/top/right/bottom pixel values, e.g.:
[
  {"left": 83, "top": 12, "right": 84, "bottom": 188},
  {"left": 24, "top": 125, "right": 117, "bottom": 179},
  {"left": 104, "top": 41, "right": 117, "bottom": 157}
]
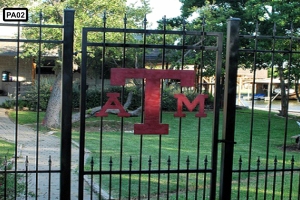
[
  {"left": 0, "top": 156, "right": 26, "bottom": 198},
  {"left": 1, "top": 81, "right": 214, "bottom": 112},
  {"left": 0, "top": 78, "right": 53, "bottom": 111}
]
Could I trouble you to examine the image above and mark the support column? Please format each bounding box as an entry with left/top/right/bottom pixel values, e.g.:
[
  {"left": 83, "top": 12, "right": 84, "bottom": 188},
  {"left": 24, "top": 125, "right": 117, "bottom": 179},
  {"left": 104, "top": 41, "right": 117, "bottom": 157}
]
[
  {"left": 60, "top": 9, "right": 75, "bottom": 200},
  {"left": 219, "top": 18, "right": 240, "bottom": 200}
]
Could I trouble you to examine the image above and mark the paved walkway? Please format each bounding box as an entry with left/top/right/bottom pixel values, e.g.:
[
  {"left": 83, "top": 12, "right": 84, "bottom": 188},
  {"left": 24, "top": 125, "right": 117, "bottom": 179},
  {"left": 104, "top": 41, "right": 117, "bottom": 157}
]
[{"left": 0, "top": 108, "right": 92, "bottom": 199}]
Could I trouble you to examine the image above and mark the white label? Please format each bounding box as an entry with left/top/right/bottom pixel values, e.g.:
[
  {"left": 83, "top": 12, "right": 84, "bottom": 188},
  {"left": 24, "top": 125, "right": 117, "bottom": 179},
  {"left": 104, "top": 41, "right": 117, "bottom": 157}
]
[{"left": 3, "top": 8, "right": 28, "bottom": 22}]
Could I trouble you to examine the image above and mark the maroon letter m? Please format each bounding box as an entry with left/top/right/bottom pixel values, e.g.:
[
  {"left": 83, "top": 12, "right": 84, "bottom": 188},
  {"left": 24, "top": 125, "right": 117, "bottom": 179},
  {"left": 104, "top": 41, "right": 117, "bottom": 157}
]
[{"left": 174, "top": 94, "right": 208, "bottom": 117}]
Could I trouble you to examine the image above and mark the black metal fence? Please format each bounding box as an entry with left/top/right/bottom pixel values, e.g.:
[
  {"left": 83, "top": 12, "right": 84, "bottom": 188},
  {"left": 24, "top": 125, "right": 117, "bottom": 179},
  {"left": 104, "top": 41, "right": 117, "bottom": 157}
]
[
  {"left": 231, "top": 21, "right": 300, "bottom": 199},
  {"left": 0, "top": 9, "right": 299, "bottom": 200},
  {"left": 78, "top": 14, "right": 225, "bottom": 199},
  {"left": 0, "top": 9, "right": 75, "bottom": 199}
]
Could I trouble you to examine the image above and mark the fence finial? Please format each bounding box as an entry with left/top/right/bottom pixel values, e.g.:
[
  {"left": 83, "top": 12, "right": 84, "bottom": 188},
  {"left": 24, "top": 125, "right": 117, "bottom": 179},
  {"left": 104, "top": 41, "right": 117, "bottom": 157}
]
[
  {"left": 103, "top": 11, "right": 107, "bottom": 23},
  {"left": 255, "top": 20, "right": 259, "bottom": 36},
  {"left": 163, "top": 15, "right": 166, "bottom": 27},
  {"left": 273, "top": 23, "right": 276, "bottom": 35},
  {"left": 124, "top": 13, "right": 127, "bottom": 25},
  {"left": 143, "top": 15, "right": 147, "bottom": 28},
  {"left": 290, "top": 22, "right": 294, "bottom": 34}
]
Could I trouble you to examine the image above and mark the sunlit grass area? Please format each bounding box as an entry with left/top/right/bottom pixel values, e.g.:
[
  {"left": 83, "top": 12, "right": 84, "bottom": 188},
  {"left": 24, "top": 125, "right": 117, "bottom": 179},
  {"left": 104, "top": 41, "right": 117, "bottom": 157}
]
[
  {"left": 71, "top": 109, "right": 299, "bottom": 199},
  {"left": 0, "top": 140, "right": 15, "bottom": 163},
  {"left": 5, "top": 108, "right": 300, "bottom": 199}
]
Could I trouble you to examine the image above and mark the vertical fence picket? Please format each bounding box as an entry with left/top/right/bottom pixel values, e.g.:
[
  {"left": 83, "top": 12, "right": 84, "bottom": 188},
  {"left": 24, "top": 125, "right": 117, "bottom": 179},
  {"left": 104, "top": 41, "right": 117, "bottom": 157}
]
[
  {"left": 272, "top": 156, "right": 277, "bottom": 200},
  {"left": 237, "top": 156, "right": 242, "bottom": 200},
  {"left": 185, "top": 156, "right": 190, "bottom": 199},
  {"left": 48, "top": 156, "right": 52, "bottom": 200},
  {"left": 203, "top": 156, "right": 208, "bottom": 200},
  {"left": 128, "top": 156, "right": 132, "bottom": 199},
  {"left": 167, "top": 156, "right": 171, "bottom": 200},
  {"left": 289, "top": 156, "right": 295, "bottom": 199}
]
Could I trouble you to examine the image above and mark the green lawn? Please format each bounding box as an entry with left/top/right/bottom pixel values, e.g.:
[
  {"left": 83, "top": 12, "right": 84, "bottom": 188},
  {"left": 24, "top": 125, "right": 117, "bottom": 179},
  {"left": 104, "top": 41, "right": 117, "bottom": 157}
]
[
  {"left": 71, "top": 109, "right": 300, "bottom": 199},
  {"left": 0, "top": 141, "right": 15, "bottom": 165},
  {"left": 4, "top": 109, "right": 300, "bottom": 199}
]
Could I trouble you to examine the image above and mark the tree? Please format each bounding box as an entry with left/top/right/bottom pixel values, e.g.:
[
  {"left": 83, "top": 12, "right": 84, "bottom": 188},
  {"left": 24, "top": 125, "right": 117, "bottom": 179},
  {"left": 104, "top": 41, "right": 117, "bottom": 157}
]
[
  {"left": 176, "top": 0, "right": 300, "bottom": 117},
  {"left": 19, "top": 0, "right": 151, "bottom": 128},
  {"left": 0, "top": 0, "right": 29, "bottom": 8}
]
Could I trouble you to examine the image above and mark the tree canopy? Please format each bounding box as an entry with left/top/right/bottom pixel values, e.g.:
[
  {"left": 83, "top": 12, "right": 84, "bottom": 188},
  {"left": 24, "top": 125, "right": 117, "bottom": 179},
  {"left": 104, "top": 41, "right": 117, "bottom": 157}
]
[{"left": 173, "top": 0, "right": 300, "bottom": 116}]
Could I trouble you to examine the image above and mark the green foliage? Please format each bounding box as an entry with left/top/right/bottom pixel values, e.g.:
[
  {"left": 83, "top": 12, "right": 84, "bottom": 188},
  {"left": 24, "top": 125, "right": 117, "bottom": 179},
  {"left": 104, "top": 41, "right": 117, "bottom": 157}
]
[
  {"left": 0, "top": 140, "right": 26, "bottom": 199},
  {"left": 71, "top": 85, "right": 214, "bottom": 111},
  {"left": 20, "top": 0, "right": 151, "bottom": 63},
  {"left": 0, "top": 79, "right": 54, "bottom": 111}
]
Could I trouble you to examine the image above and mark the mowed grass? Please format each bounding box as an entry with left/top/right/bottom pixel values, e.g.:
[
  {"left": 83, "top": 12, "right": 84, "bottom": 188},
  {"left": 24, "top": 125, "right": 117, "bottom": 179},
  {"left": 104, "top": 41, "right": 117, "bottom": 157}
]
[
  {"left": 5, "top": 108, "right": 300, "bottom": 199},
  {"left": 0, "top": 141, "right": 15, "bottom": 164},
  {"left": 72, "top": 109, "right": 300, "bottom": 199}
]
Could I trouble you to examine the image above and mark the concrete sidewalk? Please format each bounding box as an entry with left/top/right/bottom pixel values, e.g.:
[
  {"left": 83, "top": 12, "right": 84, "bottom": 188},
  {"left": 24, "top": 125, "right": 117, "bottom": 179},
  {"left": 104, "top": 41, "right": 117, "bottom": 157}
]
[{"left": 0, "top": 108, "right": 92, "bottom": 199}]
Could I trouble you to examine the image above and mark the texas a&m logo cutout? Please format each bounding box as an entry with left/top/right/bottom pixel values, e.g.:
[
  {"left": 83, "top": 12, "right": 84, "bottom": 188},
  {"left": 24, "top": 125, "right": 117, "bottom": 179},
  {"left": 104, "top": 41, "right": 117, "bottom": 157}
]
[{"left": 96, "top": 68, "right": 208, "bottom": 135}]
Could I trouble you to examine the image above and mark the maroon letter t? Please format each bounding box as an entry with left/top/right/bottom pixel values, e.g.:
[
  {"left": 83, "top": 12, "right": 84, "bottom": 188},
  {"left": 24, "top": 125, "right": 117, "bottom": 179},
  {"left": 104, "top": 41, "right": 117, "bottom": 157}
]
[{"left": 111, "top": 68, "right": 195, "bottom": 134}]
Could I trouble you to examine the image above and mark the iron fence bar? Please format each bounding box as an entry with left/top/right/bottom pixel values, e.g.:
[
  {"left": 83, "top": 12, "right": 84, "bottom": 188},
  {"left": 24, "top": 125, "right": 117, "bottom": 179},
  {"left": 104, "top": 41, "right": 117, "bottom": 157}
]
[
  {"left": 0, "top": 170, "right": 61, "bottom": 173},
  {"left": 118, "top": 14, "right": 127, "bottom": 200},
  {"left": 232, "top": 168, "right": 300, "bottom": 173},
  {"left": 0, "top": 23, "right": 64, "bottom": 28},
  {"left": 60, "top": 9, "right": 75, "bottom": 200},
  {"left": 210, "top": 32, "right": 223, "bottom": 200},
  {"left": 90, "top": 158, "right": 94, "bottom": 199},
  {"left": 137, "top": 16, "right": 147, "bottom": 199},
  {"left": 185, "top": 156, "right": 190, "bottom": 199},
  {"left": 0, "top": 39, "right": 63, "bottom": 43},
  {"left": 194, "top": 17, "right": 206, "bottom": 199},
  {"left": 86, "top": 43, "right": 217, "bottom": 50},
  {"left": 263, "top": 22, "right": 277, "bottom": 200},
  {"left": 255, "top": 157, "right": 261, "bottom": 199},
  {"left": 129, "top": 157, "right": 133, "bottom": 199},
  {"left": 272, "top": 157, "right": 278, "bottom": 200},
  {"left": 219, "top": 18, "right": 240, "bottom": 200},
  {"left": 157, "top": 18, "right": 167, "bottom": 199},
  {"left": 4, "top": 156, "right": 7, "bottom": 199},
  {"left": 244, "top": 20, "right": 259, "bottom": 199},
  {"left": 78, "top": 24, "right": 88, "bottom": 200},
  {"left": 298, "top": 171, "right": 300, "bottom": 200},
  {"left": 237, "top": 156, "right": 242, "bottom": 200},
  {"left": 34, "top": 11, "right": 43, "bottom": 199},
  {"left": 13, "top": 21, "right": 21, "bottom": 200},
  {"left": 25, "top": 156, "right": 29, "bottom": 199},
  {"left": 48, "top": 156, "right": 52, "bottom": 200},
  {"left": 280, "top": 22, "right": 294, "bottom": 200},
  {"left": 83, "top": 169, "right": 214, "bottom": 175},
  {"left": 203, "top": 156, "right": 208, "bottom": 200},
  {"left": 289, "top": 156, "right": 295, "bottom": 199},
  {"left": 239, "top": 49, "right": 297, "bottom": 54},
  {"left": 240, "top": 34, "right": 300, "bottom": 40},
  {"left": 176, "top": 20, "right": 186, "bottom": 200},
  {"left": 99, "top": 12, "right": 107, "bottom": 200},
  {"left": 79, "top": 27, "right": 222, "bottom": 36}
]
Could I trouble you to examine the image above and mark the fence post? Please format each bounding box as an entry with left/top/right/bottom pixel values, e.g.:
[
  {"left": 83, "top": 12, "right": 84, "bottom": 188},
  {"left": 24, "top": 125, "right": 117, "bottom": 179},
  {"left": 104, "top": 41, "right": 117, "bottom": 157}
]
[
  {"left": 60, "top": 9, "right": 75, "bottom": 200},
  {"left": 219, "top": 18, "right": 240, "bottom": 200}
]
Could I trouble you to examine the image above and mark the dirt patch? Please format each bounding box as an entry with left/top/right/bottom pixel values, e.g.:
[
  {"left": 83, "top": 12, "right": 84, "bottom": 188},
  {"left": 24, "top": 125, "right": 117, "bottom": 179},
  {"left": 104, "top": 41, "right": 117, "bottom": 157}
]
[
  {"left": 73, "top": 120, "right": 134, "bottom": 132},
  {"left": 279, "top": 144, "right": 300, "bottom": 152}
]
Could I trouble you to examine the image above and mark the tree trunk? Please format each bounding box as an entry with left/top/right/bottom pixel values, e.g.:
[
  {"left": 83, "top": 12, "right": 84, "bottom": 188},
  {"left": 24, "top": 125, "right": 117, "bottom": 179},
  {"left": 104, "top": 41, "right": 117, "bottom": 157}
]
[
  {"left": 295, "top": 79, "right": 300, "bottom": 102},
  {"left": 42, "top": 73, "right": 62, "bottom": 128},
  {"left": 278, "top": 67, "right": 288, "bottom": 117}
]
